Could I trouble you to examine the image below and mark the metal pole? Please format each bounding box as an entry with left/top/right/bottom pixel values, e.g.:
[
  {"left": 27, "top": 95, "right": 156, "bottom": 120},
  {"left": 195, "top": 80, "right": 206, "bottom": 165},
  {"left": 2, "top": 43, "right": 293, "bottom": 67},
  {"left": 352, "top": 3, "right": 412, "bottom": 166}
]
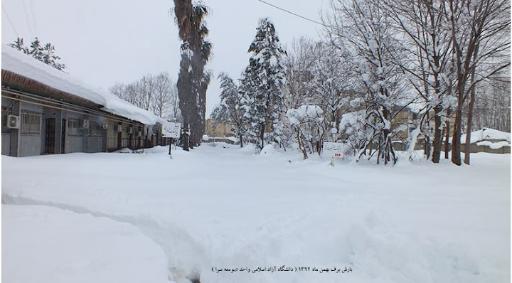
[{"left": 169, "top": 138, "right": 172, "bottom": 159}]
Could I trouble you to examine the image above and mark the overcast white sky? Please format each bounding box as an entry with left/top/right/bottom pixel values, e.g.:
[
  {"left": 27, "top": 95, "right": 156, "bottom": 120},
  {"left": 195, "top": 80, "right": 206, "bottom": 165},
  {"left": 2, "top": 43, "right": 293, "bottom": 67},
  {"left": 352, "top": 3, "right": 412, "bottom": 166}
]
[{"left": 2, "top": 0, "right": 329, "bottom": 116}]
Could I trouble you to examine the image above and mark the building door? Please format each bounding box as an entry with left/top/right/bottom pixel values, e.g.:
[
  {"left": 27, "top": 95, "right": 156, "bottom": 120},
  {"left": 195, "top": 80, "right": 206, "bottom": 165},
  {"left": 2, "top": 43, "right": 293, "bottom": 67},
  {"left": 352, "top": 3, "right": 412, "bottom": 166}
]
[
  {"left": 44, "top": 118, "right": 56, "bottom": 154},
  {"left": 61, "top": 119, "right": 66, "bottom": 153},
  {"left": 117, "top": 130, "right": 122, "bottom": 149}
]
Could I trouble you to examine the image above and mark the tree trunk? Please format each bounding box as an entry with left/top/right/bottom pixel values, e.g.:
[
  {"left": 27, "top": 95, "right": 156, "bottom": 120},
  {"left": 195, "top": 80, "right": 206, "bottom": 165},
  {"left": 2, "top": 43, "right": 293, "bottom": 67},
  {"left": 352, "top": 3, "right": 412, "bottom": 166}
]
[
  {"left": 448, "top": 3, "right": 463, "bottom": 166},
  {"left": 432, "top": 105, "right": 443, "bottom": 163},
  {"left": 464, "top": 44, "right": 479, "bottom": 165},
  {"left": 451, "top": 101, "right": 463, "bottom": 166},
  {"left": 189, "top": 114, "right": 201, "bottom": 148},
  {"left": 297, "top": 131, "right": 308, "bottom": 160},
  {"left": 464, "top": 87, "right": 476, "bottom": 165},
  {"left": 182, "top": 123, "right": 190, "bottom": 151},
  {"left": 444, "top": 109, "right": 451, "bottom": 159},
  {"left": 424, "top": 135, "right": 431, "bottom": 159},
  {"left": 239, "top": 134, "right": 243, "bottom": 148},
  {"left": 259, "top": 123, "right": 265, "bottom": 150},
  {"left": 379, "top": 108, "right": 396, "bottom": 165}
]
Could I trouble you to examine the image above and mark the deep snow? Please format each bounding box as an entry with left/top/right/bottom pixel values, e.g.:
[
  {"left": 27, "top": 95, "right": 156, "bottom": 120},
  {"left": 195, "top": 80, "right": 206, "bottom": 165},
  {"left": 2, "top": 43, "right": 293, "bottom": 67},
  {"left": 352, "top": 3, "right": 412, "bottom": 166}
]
[
  {"left": 2, "top": 205, "right": 168, "bottom": 283},
  {"left": 2, "top": 144, "right": 510, "bottom": 283}
]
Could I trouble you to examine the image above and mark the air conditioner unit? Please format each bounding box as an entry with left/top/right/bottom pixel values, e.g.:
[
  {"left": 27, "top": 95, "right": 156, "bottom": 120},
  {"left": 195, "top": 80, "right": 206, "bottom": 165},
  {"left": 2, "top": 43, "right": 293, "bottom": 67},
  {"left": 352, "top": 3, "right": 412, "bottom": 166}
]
[
  {"left": 102, "top": 123, "right": 108, "bottom": 130},
  {"left": 7, "top": 115, "right": 20, "bottom": 129},
  {"left": 117, "top": 124, "right": 123, "bottom": 133},
  {"left": 82, "top": 119, "right": 90, "bottom": 129}
]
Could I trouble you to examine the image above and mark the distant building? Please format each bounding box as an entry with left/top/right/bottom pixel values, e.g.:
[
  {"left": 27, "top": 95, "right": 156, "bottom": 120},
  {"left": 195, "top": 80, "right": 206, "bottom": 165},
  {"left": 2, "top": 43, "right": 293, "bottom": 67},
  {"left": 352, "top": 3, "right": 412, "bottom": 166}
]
[{"left": 205, "top": 119, "right": 232, "bottom": 138}]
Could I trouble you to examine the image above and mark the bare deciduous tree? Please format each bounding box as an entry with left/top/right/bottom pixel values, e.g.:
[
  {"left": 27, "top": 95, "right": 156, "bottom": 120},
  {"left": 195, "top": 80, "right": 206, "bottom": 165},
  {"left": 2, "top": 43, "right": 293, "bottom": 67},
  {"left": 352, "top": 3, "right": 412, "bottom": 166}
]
[
  {"left": 443, "top": 0, "right": 510, "bottom": 165},
  {"left": 110, "top": 72, "right": 179, "bottom": 120}
]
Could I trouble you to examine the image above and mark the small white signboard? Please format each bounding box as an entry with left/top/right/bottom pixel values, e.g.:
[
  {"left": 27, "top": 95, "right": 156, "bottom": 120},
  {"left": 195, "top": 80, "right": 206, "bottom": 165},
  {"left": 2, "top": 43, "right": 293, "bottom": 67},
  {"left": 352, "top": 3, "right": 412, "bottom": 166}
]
[
  {"left": 323, "top": 142, "right": 345, "bottom": 160},
  {"left": 166, "top": 122, "right": 181, "bottom": 139}
]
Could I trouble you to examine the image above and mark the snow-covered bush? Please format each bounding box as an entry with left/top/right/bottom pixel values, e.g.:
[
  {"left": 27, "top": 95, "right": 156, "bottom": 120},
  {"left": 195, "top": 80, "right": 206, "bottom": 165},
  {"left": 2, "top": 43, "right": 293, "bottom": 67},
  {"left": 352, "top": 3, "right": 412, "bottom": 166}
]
[
  {"left": 287, "top": 105, "right": 324, "bottom": 159},
  {"left": 339, "top": 110, "right": 369, "bottom": 156}
]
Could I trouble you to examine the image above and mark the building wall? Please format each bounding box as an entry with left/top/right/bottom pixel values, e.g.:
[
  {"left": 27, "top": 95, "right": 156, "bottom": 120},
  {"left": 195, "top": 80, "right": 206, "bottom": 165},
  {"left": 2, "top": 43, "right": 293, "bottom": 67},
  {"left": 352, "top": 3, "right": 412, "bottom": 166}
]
[
  {"left": 19, "top": 102, "right": 42, "bottom": 157},
  {"left": 85, "top": 120, "right": 106, "bottom": 153},
  {"left": 1, "top": 92, "right": 162, "bottom": 157},
  {"left": 2, "top": 104, "right": 111, "bottom": 156},
  {"left": 1, "top": 97, "right": 19, "bottom": 156},
  {"left": 64, "top": 112, "right": 85, "bottom": 153},
  {"left": 136, "top": 125, "right": 143, "bottom": 148},
  {"left": 106, "top": 121, "right": 119, "bottom": 151},
  {"left": 205, "top": 119, "right": 233, "bottom": 137},
  {"left": 121, "top": 124, "right": 129, "bottom": 148},
  {"left": 1, "top": 133, "right": 12, "bottom": 155}
]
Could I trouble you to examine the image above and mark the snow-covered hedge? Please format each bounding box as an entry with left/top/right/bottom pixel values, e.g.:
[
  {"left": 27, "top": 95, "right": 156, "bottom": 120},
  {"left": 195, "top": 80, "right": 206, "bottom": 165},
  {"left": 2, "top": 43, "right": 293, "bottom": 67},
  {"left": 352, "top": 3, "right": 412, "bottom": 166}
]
[{"left": 461, "top": 128, "right": 511, "bottom": 144}]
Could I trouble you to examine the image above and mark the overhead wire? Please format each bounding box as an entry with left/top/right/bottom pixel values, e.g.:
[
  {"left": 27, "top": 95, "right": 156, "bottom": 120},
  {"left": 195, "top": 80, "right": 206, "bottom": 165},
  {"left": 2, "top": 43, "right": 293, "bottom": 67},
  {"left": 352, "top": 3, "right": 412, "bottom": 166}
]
[
  {"left": 20, "top": 0, "right": 36, "bottom": 37},
  {"left": 255, "top": 0, "right": 331, "bottom": 28},
  {"left": 2, "top": 5, "right": 20, "bottom": 37}
]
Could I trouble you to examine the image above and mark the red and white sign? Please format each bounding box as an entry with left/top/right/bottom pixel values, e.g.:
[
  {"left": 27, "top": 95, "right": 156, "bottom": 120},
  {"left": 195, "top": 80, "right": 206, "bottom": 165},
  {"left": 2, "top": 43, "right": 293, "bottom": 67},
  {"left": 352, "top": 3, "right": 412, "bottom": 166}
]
[
  {"left": 333, "top": 152, "right": 344, "bottom": 159},
  {"left": 323, "top": 142, "right": 345, "bottom": 160}
]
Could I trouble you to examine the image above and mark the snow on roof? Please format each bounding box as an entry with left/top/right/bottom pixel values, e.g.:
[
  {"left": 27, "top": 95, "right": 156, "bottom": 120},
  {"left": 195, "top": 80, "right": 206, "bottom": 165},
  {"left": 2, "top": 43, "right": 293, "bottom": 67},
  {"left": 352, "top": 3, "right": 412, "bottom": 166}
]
[
  {"left": 102, "top": 97, "right": 161, "bottom": 125},
  {"left": 2, "top": 47, "right": 161, "bottom": 125},
  {"left": 2, "top": 47, "right": 106, "bottom": 105}
]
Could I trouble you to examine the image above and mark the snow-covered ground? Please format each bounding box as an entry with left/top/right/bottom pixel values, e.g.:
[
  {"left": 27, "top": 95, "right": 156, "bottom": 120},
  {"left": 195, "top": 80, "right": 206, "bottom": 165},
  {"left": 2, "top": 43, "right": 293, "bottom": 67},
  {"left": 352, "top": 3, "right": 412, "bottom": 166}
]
[
  {"left": 3, "top": 205, "right": 168, "bottom": 283},
  {"left": 2, "top": 144, "right": 510, "bottom": 283}
]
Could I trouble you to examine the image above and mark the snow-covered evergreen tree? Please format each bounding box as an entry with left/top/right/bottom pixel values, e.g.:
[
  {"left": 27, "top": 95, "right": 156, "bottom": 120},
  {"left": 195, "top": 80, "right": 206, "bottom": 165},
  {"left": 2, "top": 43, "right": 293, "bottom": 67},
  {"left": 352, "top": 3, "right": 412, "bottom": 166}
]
[
  {"left": 211, "top": 73, "right": 247, "bottom": 147},
  {"left": 29, "top": 37, "right": 44, "bottom": 61},
  {"left": 241, "top": 18, "right": 287, "bottom": 150},
  {"left": 9, "top": 37, "right": 66, "bottom": 71},
  {"left": 9, "top": 37, "right": 28, "bottom": 53},
  {"left": 41, "top": 43, "right": 66, "bottom": 70},
  {"left": 239, "top": 65, "right": 258, "bottom": 144}
]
